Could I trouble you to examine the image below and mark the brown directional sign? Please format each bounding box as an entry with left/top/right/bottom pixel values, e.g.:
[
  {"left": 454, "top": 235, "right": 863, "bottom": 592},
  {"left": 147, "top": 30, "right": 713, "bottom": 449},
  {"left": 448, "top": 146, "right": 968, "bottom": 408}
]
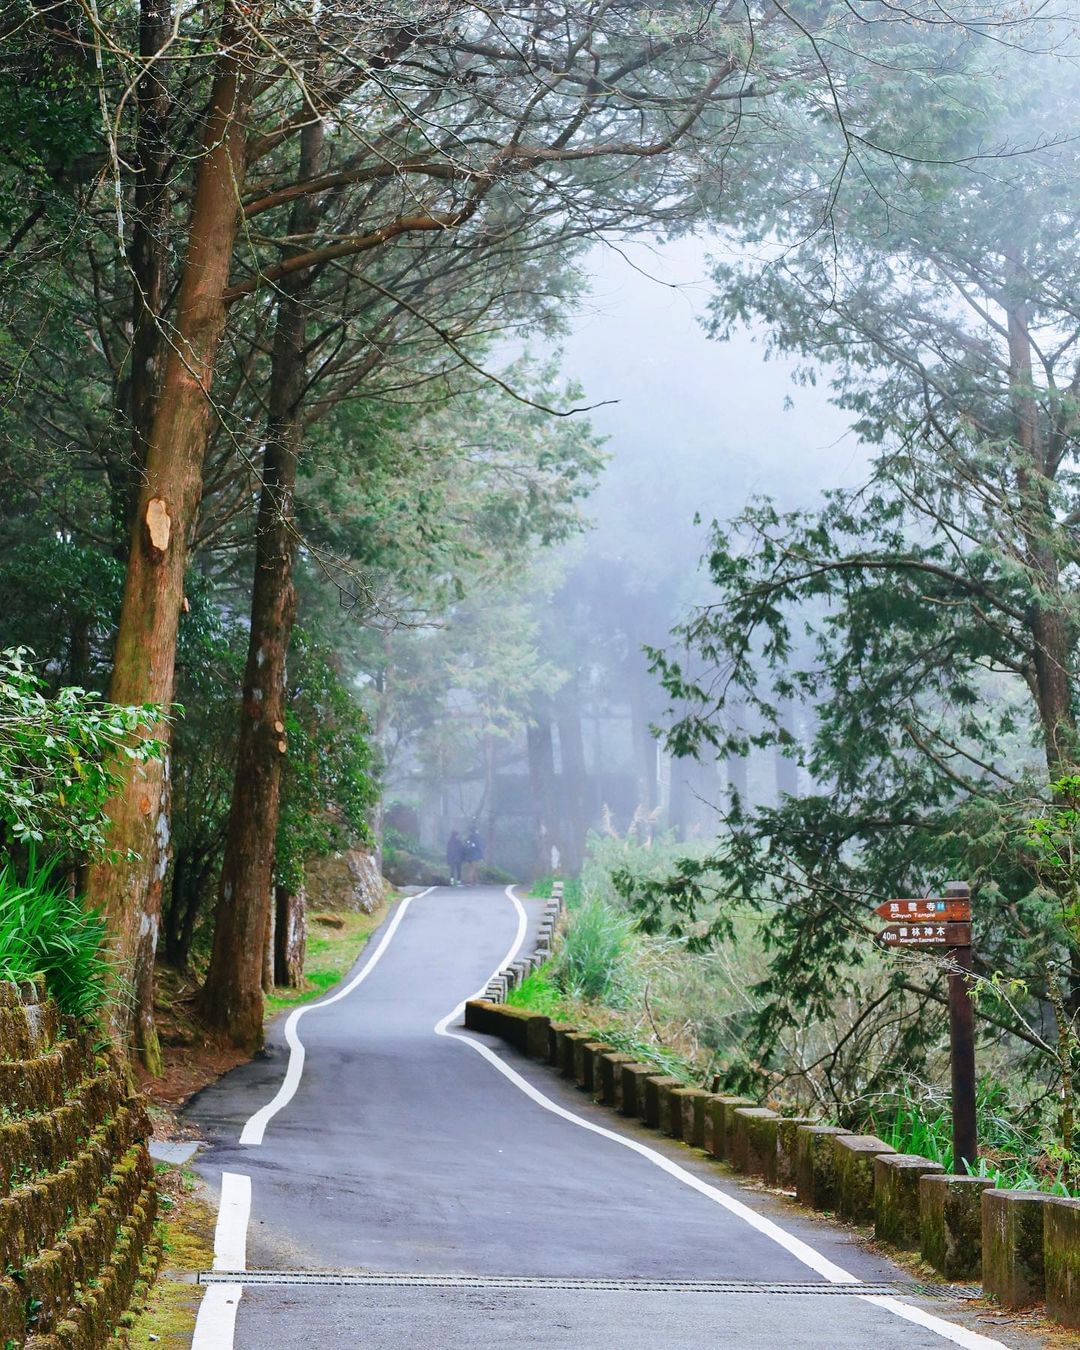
[
  {"left": 874, "top": 898, "right": 971, "bottom": 923},
  {"left": 876, "top": 921, "right": 972, "bottom": 948}
]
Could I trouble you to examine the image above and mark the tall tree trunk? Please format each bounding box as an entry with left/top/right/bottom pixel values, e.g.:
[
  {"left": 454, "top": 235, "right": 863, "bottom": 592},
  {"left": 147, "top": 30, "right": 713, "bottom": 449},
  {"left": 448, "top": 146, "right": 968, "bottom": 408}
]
[
  {"left": 1005, "top": 261, "right": 1077, "bottom": 776},
  {"left": 85, "top": 9, "right": 251, "bottom": 1056},
  {"left": 627, "top": 655, "right": 657, "bottom": 839},
  {"left": 275, "top": 885, "right": 306, "bottom": 987},
  {"left": 200, "top": 118, "right": 321, "bottom": 1050},
  {"left": 526, "top": 701, "right": 560, "bottom": 876},
  {"left": 555, "top": 682, "right": 589, "bottom": 872}
]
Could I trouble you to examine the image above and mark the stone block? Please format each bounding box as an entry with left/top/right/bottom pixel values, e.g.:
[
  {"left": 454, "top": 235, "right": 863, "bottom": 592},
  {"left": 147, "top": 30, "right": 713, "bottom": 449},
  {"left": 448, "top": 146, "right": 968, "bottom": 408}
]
[
  {"left": 668, "top": 1088, "right": 696, "bottom": 1140},
  {"left": 795, "top": 1125, "right": 852, "bottom": 1210},
  {"left": 775, "top": 1117, "right": 813, "bottom": 1189},
  {"left": 547, "top": 1021, "right": 572, "bottom": 1066},
  {"left": 643, "top": 1076, "right": 683, "bottom": 1130},
  {"left": 562, "top": 1030, "right": 591, "bottom": 1080},
  {"left": 579, "top": 1041, "right": 613, "bottom": 1094},
  {"left": 731, "top": 1108, "right": 779, "bottom": 1178},
  {"left": 1045, "top": 1195, "right": 1080, "bottom": 1329},
  {"left": 874, "top": 1154, "right": 944, "bottom": 1250},
  {"left": 620, "top": 1063, "right": 653, "bottom": 1119},
  {"left": 982, "top": 1189, "right": 1056, "bottom": 1308},
  {"left": 834, "top": 1135, "right": 895, "bottom": 1224},
  {"left": 705, "top": 1096, "right": 756, "bottom": 1161},
  {"left": 596, "top": 1052, "right": 634, "bottom": 1107},
  {"left": 678, "top": 1089, "right": 711, "bottom": 1149},
  {"left": 919, "top": 1175, "right": 993, "bottom": 1279}
]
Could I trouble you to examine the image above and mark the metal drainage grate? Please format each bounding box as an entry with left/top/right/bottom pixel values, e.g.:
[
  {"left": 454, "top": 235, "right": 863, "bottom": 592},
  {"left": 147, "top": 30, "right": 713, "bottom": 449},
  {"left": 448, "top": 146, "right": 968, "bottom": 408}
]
[{"left": 198, "top": 1271, "right": 974, "bottom": 1300}]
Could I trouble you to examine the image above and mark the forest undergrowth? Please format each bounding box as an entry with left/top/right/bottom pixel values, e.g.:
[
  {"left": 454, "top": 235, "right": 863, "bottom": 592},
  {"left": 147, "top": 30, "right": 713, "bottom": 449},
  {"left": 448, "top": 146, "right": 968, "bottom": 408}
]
[{"left": 520, "top": 833, "right": 1078, "bottom": 1196}]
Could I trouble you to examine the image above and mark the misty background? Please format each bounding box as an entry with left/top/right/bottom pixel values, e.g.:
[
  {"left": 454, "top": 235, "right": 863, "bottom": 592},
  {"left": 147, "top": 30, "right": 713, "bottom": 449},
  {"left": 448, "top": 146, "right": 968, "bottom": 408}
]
[{"left": 381, "top": 236, "right": 867, "bottom": 883}]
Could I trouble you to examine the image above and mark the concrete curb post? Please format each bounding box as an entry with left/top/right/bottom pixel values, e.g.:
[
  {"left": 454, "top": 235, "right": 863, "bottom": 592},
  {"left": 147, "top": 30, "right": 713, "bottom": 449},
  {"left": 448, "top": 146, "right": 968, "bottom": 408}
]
[
  {"left": 775, "top": 1117, "right": 813, "bottom": 1189},
  {"left": 732, "top": 1107, "right": 780, "bottom": 1179},
  {"left": 834, "top": 1135, "right": 896, "bottom": 1224},
  {"left": 566, "top": 1032, "right": 593, "bottom": 1085},
  {"left": 794, "top": 1125, "right": 852, "bottom": 1210},
  {"left": 620, "top": 1063, "right": 653, "bottom": 1119},
  {"left": 580, "top": 1041, "right": 613, "bottom": 1094},
  {"left": 1044, "top": 1195, "right": 1080, "bottom": 1329},
  {"left": 560, "top": 1029, "right": 586, "bottom": 1077},
  {"left": 643, "top": 1076, "right": 682, "bottom": 1131},
  {"left": 874, "top": 1154, "right": 944, "bottom": 1249},
  {"left": 547, "top": 1021, "right": 571, "bottom": 1066},
  {"left": 919, "top": 1175, "right": 993, "bottom": 1279},
  {"left": 597, "top": 1052, "right": 634, "bottom": 1108},
  {"left": 706, "top": 1096, "right": 755, "bottom": 1163},
  {"left": 981, "top": 1189, "right": 1056, "bottom": 1309},
  {"left": 679, "top": 1089, "right": 711, "bottom": 1149}
]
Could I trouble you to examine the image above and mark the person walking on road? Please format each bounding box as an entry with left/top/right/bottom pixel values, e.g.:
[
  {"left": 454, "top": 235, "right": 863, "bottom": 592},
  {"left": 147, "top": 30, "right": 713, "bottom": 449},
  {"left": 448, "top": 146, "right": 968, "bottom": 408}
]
[
  {"left": 462, "top": 825, "right": 484, "bottom": 884},
  {"left": 446, "top": 830, "right": 464, "bottom": 886}
]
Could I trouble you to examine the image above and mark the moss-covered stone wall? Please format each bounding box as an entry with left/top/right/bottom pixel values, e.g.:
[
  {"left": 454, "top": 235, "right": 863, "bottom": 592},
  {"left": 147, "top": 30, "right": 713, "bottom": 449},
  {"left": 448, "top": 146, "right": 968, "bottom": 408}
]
[{"left": 0, "top": 979, "right": 158, "bottom": 1348}]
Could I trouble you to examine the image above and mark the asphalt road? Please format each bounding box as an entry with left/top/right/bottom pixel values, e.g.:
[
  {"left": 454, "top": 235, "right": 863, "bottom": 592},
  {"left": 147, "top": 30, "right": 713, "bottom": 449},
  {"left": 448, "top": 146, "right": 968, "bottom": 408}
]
[{"left": 187, "top": 886, "right": 1036, "bottom": 1349}]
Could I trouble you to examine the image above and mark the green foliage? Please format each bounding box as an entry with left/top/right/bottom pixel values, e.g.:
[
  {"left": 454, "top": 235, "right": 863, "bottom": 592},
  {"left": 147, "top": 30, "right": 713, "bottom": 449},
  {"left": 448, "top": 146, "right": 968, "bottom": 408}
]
[
  {"left": 276, "top": 633, "right": 378, "bottom": 894},
  {"left": 0, "top": 2, "right": 99, "bottom": 233},
  {"left": 0, "top": 854, "right": 108, "bottom": 1017},
  {"left": 871, "top": 1077, "right": 1077, "bottom": 1195},
  {"left": 551, "top": 895, "right": 638, "bottom": 1005},
  {"left": 506, "top": 966, "right": 563, "bottom": 1015},
  {"left": 0, "top": 648, "right": 159, "bottom": 857}
]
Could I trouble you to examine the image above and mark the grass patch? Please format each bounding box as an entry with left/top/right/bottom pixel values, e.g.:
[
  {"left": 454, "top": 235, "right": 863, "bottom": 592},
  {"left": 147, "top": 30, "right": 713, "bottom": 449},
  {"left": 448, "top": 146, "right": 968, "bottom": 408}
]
[
  {"left": 508, "top": 961, "right": 703, "bottom": 1085},
  {"left": 507, "top": 967, "right": 564, "bottom": 1015},
  {"left": 264, "top": 901, "right": 389, "bottom": 1015},
  {"left": 120, "top": 1169, "right": 215, "bottom": 1348}
]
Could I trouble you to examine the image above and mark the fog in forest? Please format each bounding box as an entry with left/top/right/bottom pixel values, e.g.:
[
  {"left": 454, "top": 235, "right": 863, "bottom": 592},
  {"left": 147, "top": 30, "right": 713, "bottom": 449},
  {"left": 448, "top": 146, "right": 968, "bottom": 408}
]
[{"left": 384, "top": 236, "right": 867, "bottom": 882}]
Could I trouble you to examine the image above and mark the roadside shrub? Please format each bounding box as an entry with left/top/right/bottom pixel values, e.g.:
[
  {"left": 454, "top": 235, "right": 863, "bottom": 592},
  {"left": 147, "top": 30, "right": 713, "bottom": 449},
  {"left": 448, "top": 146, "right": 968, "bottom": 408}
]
[
  {"left": 553, "top": 895, "right": 638, "bottom": 1005},
  {"left": 0, "top": 854, "right": 109, "bottom": 1017}
]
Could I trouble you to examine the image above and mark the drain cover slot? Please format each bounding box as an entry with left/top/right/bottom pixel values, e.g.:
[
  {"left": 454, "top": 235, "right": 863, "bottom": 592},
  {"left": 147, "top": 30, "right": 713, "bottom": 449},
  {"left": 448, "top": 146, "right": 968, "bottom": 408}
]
[{"left": 198, "top": 1271, "right": 971, "bottom": 1299}]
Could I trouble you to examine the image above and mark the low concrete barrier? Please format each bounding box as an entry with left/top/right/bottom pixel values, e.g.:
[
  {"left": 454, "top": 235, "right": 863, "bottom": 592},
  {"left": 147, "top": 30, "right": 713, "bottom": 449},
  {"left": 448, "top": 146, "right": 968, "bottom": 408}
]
[
  {"left": 835, "top": 1135, "right": 895, "bottom": 1224},
  {"left": 708, "top": 1095, "right": 755, "bottom": 1162},
  {"left": 596, "top": 1052, "right": 635, "bottom": 1108},
  {"left": 463, "top": 1000, "right": 549, "bottom": 1058},
  {"left": 579, "top": 1040, "right": 613, "bottom": 1093},
  {"left": 643, "top": 1075, "right": 682, "bottom": 1131},
  {"left": 795, "top": 1125, "right": 851, "bottom": 1210},
  {"left": 1044, "top": 1195, "right": 1080, "bottom": 1329},
  {"left": 874, "top": 1154, "right": 944, "bottom": 1250},
  {"left": 731, "top": 1107, "right": 779, "bottom": 1178},
  {"left": 677, "top": 1089, "right": 711, "bottom": 1149},
  {"left": 920, "top": 1175, "right": 993, "bottom": 1279},
  {"left": 620, "top": 1063, "right": 653, "bottom": 1119},
  {"left": 775, "top": 1117, "right": 813, "bottom": 1189},
  {"left": 981, "top": 1189, "right": 1056, "bottom": 1309}
]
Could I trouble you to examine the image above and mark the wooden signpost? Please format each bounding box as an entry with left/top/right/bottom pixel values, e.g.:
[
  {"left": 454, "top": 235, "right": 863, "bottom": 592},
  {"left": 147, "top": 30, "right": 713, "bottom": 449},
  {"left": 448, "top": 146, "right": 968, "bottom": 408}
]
[{"left": 873, "top": 881, "right": 976, "bottom": 1174}]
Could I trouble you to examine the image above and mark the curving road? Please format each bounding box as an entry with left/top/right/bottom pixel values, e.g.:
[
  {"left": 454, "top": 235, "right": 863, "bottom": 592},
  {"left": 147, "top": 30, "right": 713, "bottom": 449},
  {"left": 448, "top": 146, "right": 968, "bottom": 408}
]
[{"left": 186, "top": 886, "right": 1035, "bottom": 1349}]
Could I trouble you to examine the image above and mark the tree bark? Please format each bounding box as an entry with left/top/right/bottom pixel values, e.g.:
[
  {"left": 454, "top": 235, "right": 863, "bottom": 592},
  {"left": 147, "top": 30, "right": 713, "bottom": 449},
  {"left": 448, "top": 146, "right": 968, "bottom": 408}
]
[
  {"left": 84, "top": 8, "right": 252, "bottom": 1056},
  {"left": 274, "top": 885, "right": 306, "bottom": 987},
  {"left": 200, "top": 117, "right": 321, "bottom": 1050}
]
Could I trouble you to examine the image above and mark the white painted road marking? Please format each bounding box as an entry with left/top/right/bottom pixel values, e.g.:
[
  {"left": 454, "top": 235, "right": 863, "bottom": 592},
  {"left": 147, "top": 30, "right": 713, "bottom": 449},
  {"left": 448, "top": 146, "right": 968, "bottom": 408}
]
[
  {"left": 212, "top": 1171, "right": 251, "bottom": 1270},
  {"left": 194, "top": 891, "right": 433, "bottom": 1349},
  {"left": 240, "top": 887, "right": 433, "bottom": 1146},
  {"left": 436, "top": 889, "right": 1008, "bottom": 1350},
  {"left": 192, "top": 1172, "right": 251, "bottom": 1349}
]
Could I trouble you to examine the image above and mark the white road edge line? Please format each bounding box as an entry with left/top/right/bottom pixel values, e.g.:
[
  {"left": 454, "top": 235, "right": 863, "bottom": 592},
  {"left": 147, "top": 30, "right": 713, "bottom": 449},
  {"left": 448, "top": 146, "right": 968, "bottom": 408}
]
[
  {"left": 191, "top": 1171, "right": 251, "bottom": 1349},
  {"left": 240, "top": 887, "right": 433, "bottom": 1145},
  {"left": 435, "top": 886, "right": 1006, "bottom": 1350},
  {"left": 193, "top": 887, "right": 434, "bottom": 1350}
]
